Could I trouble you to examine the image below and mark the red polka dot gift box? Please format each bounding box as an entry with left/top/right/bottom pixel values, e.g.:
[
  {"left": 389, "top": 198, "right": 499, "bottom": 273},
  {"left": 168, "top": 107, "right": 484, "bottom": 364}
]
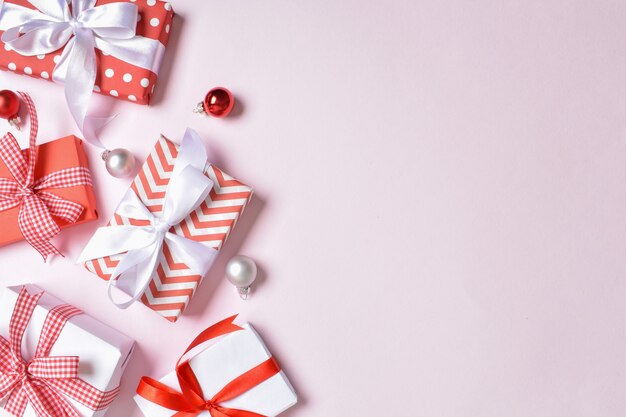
[{"left": 0, "top": 0, "right": 174, "bottom": 105}]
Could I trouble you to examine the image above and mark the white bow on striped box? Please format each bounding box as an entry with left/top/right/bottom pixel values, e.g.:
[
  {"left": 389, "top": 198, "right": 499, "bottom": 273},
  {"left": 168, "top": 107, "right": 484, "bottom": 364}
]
[{"left": 78, "top": 129, "right": 253, "bottom": 322}]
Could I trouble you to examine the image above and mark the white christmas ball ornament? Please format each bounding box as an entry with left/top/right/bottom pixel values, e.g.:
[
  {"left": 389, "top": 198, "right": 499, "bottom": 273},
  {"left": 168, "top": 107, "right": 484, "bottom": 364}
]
[
  {"left": 225, "top": 255, "right": 257, "bottom": 299},
  {"left": 102, "top": 148, "right": 136, "bottom": 178}
]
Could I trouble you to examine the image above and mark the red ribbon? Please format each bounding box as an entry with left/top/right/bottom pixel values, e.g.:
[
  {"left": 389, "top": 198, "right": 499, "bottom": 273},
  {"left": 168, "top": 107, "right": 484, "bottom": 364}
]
[
  {"left": 0, "top": 92, "right": 92, "bottom": 261},
  {"left": 0, "top": 287, "right": 121, "bottom": 417},
  {"left": 137, "top": 315, "right": 281, "bottom": 417}
]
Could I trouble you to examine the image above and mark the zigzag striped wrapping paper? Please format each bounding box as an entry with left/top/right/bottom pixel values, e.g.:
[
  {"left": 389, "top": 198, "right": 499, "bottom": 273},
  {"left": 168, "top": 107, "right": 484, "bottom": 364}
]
[{"left": 84, "top": 135, "right": 253, "bottom": 322}]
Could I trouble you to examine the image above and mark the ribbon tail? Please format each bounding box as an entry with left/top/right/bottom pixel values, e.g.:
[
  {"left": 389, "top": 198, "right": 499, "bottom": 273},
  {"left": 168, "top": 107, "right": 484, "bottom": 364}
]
[
  {"left": 76, "top": 224, "right": 158, "bottom": 262},
  {"left": 5, "top": 387, "right": 29, "bottom": 417},
  {"left": 166, "top": 232, "right": 217, "bottom": 277},
  {"left": 82, "top": 114, "right": 117, "bottom": 148},
  {"left": 22, "top": 379, "right": 80, "bottom": 417},
  {"left": 136, "top": 376, "right": 197, "bottom": 412},
  {"left": 178, "top": 316, "right": 242, "bottom": 364},
  {"left": 64, "top": 29, "right": 107, "bottom": 149},
  {"left": 107, "top": 239, "right": 163, "bottom": 309},
  {"left": 18, "top": 197, "right": 62, "bottom": 261}
]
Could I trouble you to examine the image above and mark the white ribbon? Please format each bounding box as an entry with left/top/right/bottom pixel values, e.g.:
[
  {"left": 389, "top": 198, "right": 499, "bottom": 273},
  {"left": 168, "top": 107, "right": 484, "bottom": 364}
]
[
  {"left": 0, "top": 0, "right": 165, "bottom": 148},
  {"left": 77, "top": 129, "right": 218, "bottom": 308}
]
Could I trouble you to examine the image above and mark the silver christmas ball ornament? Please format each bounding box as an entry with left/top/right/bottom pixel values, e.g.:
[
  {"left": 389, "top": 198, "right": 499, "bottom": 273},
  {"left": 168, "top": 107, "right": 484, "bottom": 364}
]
[
  {"left": 102, "top": 148, "right": 136, "bottom": 178},
  {"left": 225, "top": 255, "right": 257, "bottom": 299}
]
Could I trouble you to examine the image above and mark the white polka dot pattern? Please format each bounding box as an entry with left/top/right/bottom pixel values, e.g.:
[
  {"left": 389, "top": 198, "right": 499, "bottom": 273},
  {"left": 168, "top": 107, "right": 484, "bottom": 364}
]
[{"left": 0, "top": 0, "right": 175, "bottom": 106}]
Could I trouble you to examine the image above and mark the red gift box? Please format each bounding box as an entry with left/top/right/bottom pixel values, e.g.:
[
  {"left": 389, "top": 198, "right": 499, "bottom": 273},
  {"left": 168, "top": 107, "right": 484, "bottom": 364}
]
[
  {"left": 0, "top": 92, "right": 97, "bottom": 260},
  {"left": 0, "top": 0, "right": 174, "bottom": 105},
  {"left": 0, "top": 135, "right": 98, "bottom": 248}
]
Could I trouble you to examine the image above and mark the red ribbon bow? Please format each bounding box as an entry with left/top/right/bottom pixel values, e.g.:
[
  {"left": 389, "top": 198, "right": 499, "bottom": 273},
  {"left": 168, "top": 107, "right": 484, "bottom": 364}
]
[
  {"left": 0, "top": 92, "right": 92, "bottom": 260},
  {"left": 0, "top": 287, "right": 121, "bottom": 417},
  {"left": 137, "top": 315, "right": 281, "bottom": 417}
]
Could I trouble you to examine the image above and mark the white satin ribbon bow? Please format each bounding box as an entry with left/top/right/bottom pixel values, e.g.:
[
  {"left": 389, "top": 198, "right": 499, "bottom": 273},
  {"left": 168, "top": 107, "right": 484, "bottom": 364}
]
[
  {"left": 77, "top": 129, "right": 218, "bottom": 308},
  {"left": 0, "top": 0, "right": 165, "bottom": 148}
]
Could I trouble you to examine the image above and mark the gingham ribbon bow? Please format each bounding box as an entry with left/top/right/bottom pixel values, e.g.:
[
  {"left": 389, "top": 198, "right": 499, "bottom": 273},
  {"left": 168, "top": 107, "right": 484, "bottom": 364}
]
[
  {"left": 0, "top": 92, "right": 92, "bottom": 260},
  {"left": 0, "top": 287, "right": 120, "bottom": 417}
]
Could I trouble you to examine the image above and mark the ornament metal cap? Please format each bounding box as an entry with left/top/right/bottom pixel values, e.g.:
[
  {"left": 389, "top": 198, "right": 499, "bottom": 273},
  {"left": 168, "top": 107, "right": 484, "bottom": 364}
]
[
  {"left": 8, "top": 116, "right": 21, "bottom": 130},
  {"left": 237, "top": 286, "right": 251, "bottom": 300}
]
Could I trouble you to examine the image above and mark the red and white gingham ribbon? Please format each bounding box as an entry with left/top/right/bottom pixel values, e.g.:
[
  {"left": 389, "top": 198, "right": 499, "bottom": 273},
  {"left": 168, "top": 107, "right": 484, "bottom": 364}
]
[
  {"left": 0, "top": 287, "right": 121, "bottom": 417},
  {"left": 0, "top": 92, "right": 92, "bottom": 260}
]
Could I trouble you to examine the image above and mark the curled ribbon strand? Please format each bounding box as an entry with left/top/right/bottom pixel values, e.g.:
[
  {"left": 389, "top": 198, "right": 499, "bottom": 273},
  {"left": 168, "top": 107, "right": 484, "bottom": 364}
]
[
  {"left": 137, "top": 316, "right": 281, "bottom": 417},
  {"left": 0, "top": 287, "right": 121, "bottom": 417},
  {"left": 77, "top": 129, "right": 218, "bottom": 308},
  {"left": 0, "top": 92, "right": 92, "bottom": 261},
  {"left": 0, "top": 0, "right": 165, "bottom": 148}
]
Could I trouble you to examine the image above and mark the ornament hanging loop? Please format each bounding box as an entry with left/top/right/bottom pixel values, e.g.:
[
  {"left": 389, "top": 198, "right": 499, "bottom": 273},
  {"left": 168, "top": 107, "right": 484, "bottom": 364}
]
[
  {"left": 238, "top": 286, "right": 250, "bottom": 300},
  {"left": 8, "top": 116, "right": 21, "bottom": 130},
  {"left": 193, "top": 102, "right": 206, "bottom": 114}
]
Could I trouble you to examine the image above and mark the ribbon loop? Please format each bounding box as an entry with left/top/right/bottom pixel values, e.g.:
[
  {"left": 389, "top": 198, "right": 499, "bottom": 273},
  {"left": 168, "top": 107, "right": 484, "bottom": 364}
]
[
  {"left": 0, "top": 93, "right": 92, "bottom": 260},
  {"left": 78, "top": 129, "right": 218, "bottom": 309}
]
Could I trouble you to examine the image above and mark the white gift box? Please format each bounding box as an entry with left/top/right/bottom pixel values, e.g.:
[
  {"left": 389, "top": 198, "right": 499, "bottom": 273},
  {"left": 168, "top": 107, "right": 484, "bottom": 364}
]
[
  {"left": 0, "top": 285, "right": 135, "bottom": 417},
  {"left": 134, "top": 323, "right": 297, "bottom": 417}
]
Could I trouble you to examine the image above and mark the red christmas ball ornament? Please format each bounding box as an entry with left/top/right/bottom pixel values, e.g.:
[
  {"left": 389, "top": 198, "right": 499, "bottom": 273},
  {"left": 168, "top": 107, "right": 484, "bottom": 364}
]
[
  {"left": 194, "top": 87, "right": 234, "bottom": 118},
  {"left": 0, "top": 90, "right": 21, "bottom": 130}
]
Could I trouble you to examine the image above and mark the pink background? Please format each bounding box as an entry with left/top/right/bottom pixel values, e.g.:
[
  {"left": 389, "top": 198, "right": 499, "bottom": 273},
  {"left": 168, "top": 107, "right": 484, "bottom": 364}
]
[{"left": 1, "top": 0, "right": 626, "bottom": 415}]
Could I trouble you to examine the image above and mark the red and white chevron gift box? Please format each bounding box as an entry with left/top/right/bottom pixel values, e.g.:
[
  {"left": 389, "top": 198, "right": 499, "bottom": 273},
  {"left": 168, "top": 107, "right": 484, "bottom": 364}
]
[{"left": 84, "top": 134, "right": 253, "bottom": 322}]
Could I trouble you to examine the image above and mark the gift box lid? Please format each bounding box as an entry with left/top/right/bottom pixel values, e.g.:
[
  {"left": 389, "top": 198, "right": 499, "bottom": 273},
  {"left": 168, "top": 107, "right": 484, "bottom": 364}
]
[{"left": 134, "top": 323, "right": 297, "bottom": 417}]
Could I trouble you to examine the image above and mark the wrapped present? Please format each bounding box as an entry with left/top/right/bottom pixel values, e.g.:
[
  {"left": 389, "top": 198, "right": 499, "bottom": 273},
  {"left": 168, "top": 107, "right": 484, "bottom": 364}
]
[
  {"left": 0, "top": 285, "right": 135, "bottom": 417},
  {"left": 135, "top": 316, "right": 297, "bottom": 417},
  {"left": 0, "top": 0, "right": 175, "bottom": 145},
  {"left": 0, "top": 92, "right": 96, "bottom": 260},
  {"left": 78, "top": 129, "right": 253, "bottom": 322}
]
